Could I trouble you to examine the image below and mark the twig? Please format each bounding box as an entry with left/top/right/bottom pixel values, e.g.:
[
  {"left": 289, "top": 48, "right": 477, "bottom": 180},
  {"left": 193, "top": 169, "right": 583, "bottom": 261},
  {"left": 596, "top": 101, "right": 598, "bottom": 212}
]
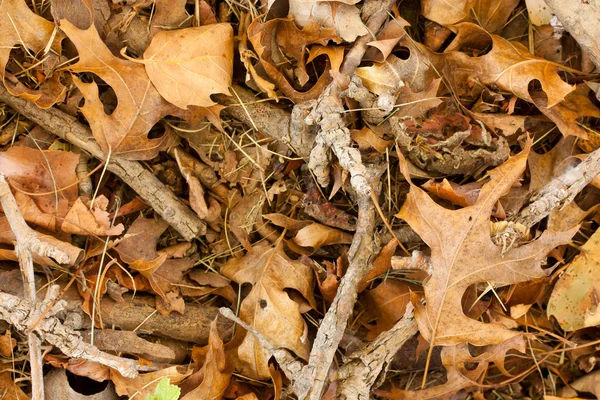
[
  {"left": 544, "top": 0, "right": 600, "bottom": 70},
  {"left": 336, "top": 305, "right": 418, "bottom": 400},
  {"left": 0, "top": 173, "right": 78, "bottom": 400},
  {"left": 0, "top": 285, "right": 139, "bottom": 378},
  {"left": 294, "top": 186, "right": 379, "bottom": 400},
  {"left": 0, "top": 83, "right": 206, "bottom": 241},
  {"left": 513, "top": 146, "right": 600, "bottom": 227}
]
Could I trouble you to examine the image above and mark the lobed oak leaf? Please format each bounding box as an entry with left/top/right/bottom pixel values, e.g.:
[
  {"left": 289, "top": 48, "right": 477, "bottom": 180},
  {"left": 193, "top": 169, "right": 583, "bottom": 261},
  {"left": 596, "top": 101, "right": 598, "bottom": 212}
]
[
  {"left": 0, "top": 0, "right": 66, "bottom": 108},
  {"left": 220, "top": 242, "right": 316, "bottom": 379},
  {"left": 142, "top": 24, "right": 234, "bottom": 109},
  {"left": 396, "top": 141, "right": 577, "bottom": 347},
  {"left": 60, "top": 20, "right": 177, "bottom": 160},
  {"left": 442, "top": 23, "right": 575, "bottom": 107}
]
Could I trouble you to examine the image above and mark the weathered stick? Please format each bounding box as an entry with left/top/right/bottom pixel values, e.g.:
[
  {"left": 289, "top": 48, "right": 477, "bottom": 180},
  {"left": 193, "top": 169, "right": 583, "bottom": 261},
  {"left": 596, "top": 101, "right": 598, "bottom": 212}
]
[
  {"left": 294, "top": 189, "right": 379, "bottom": 400},
  {"left": 0, "top": 174, "right": 80, "bottom": 400},
  {"left": 0, "top": 285, "right": 138, "bottom": 378},
  {"left": 513, "top": 146, "right": 600, "bottom": 227},
  {"left": 336, "top": 305, "right": 418, "bottom": 400},
  {"left": 544, "top": 0, "right": 600, "bottom": 70},
  {"left": 0, "top": 84, "right": 205, "bottom": 241}
]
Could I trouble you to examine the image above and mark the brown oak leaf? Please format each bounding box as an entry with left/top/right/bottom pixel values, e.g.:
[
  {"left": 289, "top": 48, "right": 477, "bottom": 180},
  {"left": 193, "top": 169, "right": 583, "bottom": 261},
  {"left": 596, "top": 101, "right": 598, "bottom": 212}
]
[{"left": 396, "top": 141, "right": 577, "bottom": 347}]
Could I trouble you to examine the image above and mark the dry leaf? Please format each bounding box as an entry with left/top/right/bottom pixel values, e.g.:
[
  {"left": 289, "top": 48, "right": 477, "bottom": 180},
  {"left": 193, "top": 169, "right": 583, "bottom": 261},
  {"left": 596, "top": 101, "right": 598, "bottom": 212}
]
[
  {"left": 143, "top": 24, "right": 234, "bottom": 109},
  {"left": 422, "top": 0, "right": 520, "bottom": 32},
  {"left": 61, "top": 20, "right": 176, "bottom": 160},
  {"left": 111, "top": 365, "right": 191, "bottom": 399},
  {"left": 0, "top": 0, "right": 66, "bottom": 108},
  {"left": 548, "top": 228, "right": 600, "bottom": 331},
  {"left": 288, "top": 0, "right": 367, "bottom": 42},
  {"left": 220, "top": 242, "right": 316, "bottom": 379},
  {"left": 181, "top": 317, "right": 233, "bottom": 399},
  {"left": 396, "top": 141, "right": 576, "bottom": 346},
  {"left": 292, "top": 222, "right": 353, "bottom": 249},
  {"left": 350, "top": 127, "right": 393, "bottom": 153},
  {"left": 62, "top": 196, "right": 124, "bottom": 236}
]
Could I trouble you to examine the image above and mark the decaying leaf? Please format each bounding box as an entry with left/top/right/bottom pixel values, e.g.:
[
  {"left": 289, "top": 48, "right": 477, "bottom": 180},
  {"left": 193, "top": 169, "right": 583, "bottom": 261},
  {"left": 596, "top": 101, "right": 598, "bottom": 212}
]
[
  {"left": 142, "top": 24, "right": 234, "bottom": 109},
  {"left": 548, "top": 228, "right": 600, "bottom": 331},
  {"left": 0, "top": 0, "right": 66, "bottom": 108},
  {"left": 111, "top": 365, "right": 191, "bottom": 399},
  {"left": 422, "top": 0, "right": 520, "bottom": 32},
  {"left": 220, "top": 242, "right": 316, "bottom": 379},
  {"left": 292, "top": 222, "right": 353, "bottom": 249},
  {"left": 396, "top": 141, "right": 576, "bottom": 346},
  {"left": 61, "top": 20, "right": 176, "bottom": 160}
]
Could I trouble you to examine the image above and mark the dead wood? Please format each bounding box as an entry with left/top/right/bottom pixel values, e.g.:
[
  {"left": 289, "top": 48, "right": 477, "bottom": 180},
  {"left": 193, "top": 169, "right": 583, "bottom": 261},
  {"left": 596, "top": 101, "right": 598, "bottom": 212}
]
[
  {"left": 0, "top": 285, "right": 139, "bottom": 378},
  {"left": 544, "top": 0, "right": 600, "bottom": 70},
  {"left": 0, "top": 83, "right": 206, "bottom": 241}
]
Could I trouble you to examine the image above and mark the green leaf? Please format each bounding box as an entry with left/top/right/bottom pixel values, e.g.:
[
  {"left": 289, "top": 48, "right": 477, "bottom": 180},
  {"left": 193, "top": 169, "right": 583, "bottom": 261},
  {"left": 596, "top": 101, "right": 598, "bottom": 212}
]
[{"left": 144, "top": 378, "right": 180, "bottom": 400}]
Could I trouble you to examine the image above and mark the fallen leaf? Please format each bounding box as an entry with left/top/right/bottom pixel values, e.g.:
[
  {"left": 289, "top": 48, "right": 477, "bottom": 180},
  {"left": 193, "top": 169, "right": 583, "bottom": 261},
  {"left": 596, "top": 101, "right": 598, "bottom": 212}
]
[
  {"left": 288, "top": 0, "right": 367, "bottom": 42},
  {"left": 181, "top": 317, "right": 233, "bottom": 399},
  {"left": 422, "top": 0, "right": 520, "bottom": 32},
  {"left": 396, "top": 141, "right": 576, "bottom": 346},
  {"left": 62, "top": 196, "right": 124, "bottom": 236},
  {"left": 292, "top": 222, "right": 353, "bottom": 249},
  {"left": 351, "top": 127, "right": 393, "bottom": 153},
  {"left": 0, "top": 362, "right": 29, "bottom": 400},
  {"left": 0, "top": 331, "right": 15, "bottom": 358},
  {"left": 0, "top": 0, "right": 66, "bottom": 108},
  {"left": 548, "top": 228, "right": 600, "bottom": 331},
  {"left": 142, "top": 24, "right": 234, "bottom": 109},
  {"left": 61, "top": 19, "right": 177, "bottom": 160},
  {"left": 220, "top": 242, "right": 316, "bottom": 379},
  {"left": 111, "top": 365, "right": 191, "bottom": 400}
]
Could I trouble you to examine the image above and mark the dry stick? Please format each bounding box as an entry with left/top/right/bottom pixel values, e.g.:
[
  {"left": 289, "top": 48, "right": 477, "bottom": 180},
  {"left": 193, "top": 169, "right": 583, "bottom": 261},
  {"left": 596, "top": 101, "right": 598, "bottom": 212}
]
[
  {"left": 0, "top": 285, "right": 138, "bottom": 378},
  {"left": 543, "top": 0, "right": 600, "bottom": 70},
  {"left": 512, "top": 146, "right": 600, "bottom": 227},
  {"left": 294, "top": 190, "right": 379, "bottom": 400},
  {"left": 0, "top": 84, "right": 206, "bottom": 241},
  {"left": 0, "top": 174, "right": 75, "bottom": 400},
  {"left": 336, "top": 305, "right": 418, "bottom": 400}
]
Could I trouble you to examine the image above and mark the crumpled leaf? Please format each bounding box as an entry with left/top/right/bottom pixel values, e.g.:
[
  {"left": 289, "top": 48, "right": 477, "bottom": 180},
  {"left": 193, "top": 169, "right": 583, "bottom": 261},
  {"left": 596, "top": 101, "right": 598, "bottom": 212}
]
[
  {"left": 142, "top": 24, "right": 234, "bottom": 109},
  {"left": 396, "top": 141, "right": 576, "bottom": 346},
  {"left": 61, "top": 19, "right": 176, "bottom": 160},
  {"left": 288, "top": 0, "right": 367, "bottom": 42},
  {"left": 548, "top": 228, "right": 600, "bottom": 331},
  {"left": 248, "top": 17, "right": 341, "bottom": 103},
  {"left": 0, "top": 0, "right": 66, "bottom": 108},
  {"left": 181, "top": 317, "right": 232, "bottom": 399},
  {"left": 422, "top": 0, "right": 520, "bottom": 32},
  {"left": 220, "top": 242, "right": 316, "bottom": 379},
  {"left": 111, "top": 366, "right": 191, "bottom": 399},
  {"left": 62, "top": 195, "right": 124, "bottom": 236},
  {"left": 292, "top": 222, "right": 353, "bottom": 249}
]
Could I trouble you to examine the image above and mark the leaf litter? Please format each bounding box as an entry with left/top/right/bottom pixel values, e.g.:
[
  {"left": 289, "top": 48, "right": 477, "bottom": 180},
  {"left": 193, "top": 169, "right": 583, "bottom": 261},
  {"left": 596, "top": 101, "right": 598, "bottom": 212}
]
[{"left": 0, "top": 0, "right": 599, "bottom": 399}]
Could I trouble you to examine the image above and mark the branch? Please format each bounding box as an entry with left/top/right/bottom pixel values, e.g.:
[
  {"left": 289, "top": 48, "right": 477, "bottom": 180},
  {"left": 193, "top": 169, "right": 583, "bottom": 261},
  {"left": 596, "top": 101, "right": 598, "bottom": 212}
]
[
  {"left": 544, "top": 0, "right": 600, "bottom": 70},
  {"left": 513, "top": 146, "right": 600, "bottom": 227},
  {"left": 294, "top": 185, "right": 379, "bottom": 400},
  {"left": 336, "top": 305, "right": 418, "bottom": 400},
  {"left": 0, "top": 83, "right": 205, "bottom": 241},
  {"left": 0, "top": 285, "right": 139, "bottom": 378}
]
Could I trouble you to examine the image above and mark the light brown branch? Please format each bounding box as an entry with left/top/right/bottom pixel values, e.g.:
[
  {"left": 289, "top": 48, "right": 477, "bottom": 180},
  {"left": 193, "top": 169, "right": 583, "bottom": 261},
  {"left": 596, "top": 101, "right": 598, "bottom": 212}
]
[
  {"left": 0, "top": 285, "right": 139, "bottom": 378},
  {"left": 0, "top": 83, "right": 205, "bottom": 241}
]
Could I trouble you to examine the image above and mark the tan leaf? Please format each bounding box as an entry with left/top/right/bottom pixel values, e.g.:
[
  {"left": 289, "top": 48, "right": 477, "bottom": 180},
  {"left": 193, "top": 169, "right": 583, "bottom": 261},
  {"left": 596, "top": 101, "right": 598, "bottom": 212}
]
[
  {"left": 220, "top": 242, "right": 316, "bottom": 379},
  {"left": 0, "top": 0, "right": 66, "bottom": 108},
  {"left": 111, "top": 366, "right": 191, "bottom": 399},
  {"left": 292, "top": 222, "right": 353, "bottom": 249},
  {"left": 548, "top": 228, "right": 600, "bottom": 331},
  {"left": 61, "top": 20, "right": 176, "bottom": 160},
  {"left": 181, "top": 317, "right": 233, "bottom": 400},
  {"left": 396, "top": 141, "right": 576, "bottom": 346},
  {"left": 62, "top": 196, "right": 124, "bottom": 236},
  {"left": 142, "top": 24, "right": 234, "bottom": 109},
  {"left": 350, "top": 127, "right": 393, "bottom": 153},
  {"left": 442, "top": 23, "right": 575, "bottom": 107},
  {"left": 0, "top": 362, "right": 29, "bottom": 400},
  {"left": 422, "top": 0, "right": 519, "bottom": 32}
]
